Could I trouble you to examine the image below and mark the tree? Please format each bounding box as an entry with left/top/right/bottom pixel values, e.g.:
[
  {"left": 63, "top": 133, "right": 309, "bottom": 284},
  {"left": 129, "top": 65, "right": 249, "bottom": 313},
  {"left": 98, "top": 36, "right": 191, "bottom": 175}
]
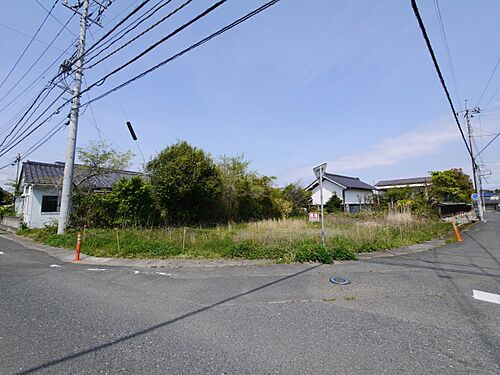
[
  {"left": 282, "top": 182, "right": 310, "bottom": 216},
  {"left": 324, "top": 193, "right": 342, "bottom": 213},
  {"left": 430, "top": 168, "right": 474, "bottom": 203},
  {"left": 76, "top": 140, "right": 134, "bottom": 190},
  {"left": 216, "top": 155, "right": 285, "bottom": 221},
  {"left": 146, "top": 141, "right": 222, "bottom": 224}
]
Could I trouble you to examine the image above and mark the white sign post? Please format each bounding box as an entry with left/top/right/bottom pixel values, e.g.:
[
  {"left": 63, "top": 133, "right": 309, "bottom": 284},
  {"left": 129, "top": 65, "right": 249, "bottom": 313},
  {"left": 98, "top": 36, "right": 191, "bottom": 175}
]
[{"left": 313, "top": 163, "right": 327, "bottom": 247}]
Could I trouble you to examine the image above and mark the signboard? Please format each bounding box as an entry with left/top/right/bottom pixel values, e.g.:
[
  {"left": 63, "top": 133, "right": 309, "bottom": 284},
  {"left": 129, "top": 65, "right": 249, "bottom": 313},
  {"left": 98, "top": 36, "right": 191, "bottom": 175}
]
[
  {"left": 471, "top": 193, "right": 479, "bottom": 201},
  {"left": 309, "top": 212, "right": 320, "bottom": 222},
  {"left": 313, "top": 163, "right": 327, "bottom": 179}
]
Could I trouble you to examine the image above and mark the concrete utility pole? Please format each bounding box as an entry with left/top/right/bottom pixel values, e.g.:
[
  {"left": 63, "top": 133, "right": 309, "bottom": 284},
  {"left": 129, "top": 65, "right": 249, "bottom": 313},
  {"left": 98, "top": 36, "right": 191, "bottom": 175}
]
[
  {"left": 14, "top": 153, "right": 21, "bottom": 192},
  {"left": 313, "top": 163, "right": 327, "bottom": 247},
  {"left": 57, "top": 0, "right": 90, "bottom": 234},
  {"left": 464, "top": 100, "right": 485, "bottom": 222}
]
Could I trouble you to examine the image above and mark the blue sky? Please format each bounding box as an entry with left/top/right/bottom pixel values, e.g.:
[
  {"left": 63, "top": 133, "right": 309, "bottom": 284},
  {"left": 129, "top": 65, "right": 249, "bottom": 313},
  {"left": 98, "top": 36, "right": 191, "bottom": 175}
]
[{"left": 0, "top": 0, "right": 499, "bottom": 189}]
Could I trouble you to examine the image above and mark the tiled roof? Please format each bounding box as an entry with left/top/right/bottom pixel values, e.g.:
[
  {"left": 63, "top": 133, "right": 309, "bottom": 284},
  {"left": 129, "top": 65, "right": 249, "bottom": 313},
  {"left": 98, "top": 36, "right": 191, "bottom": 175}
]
[
  {"left": 306, "top": 172, "right": 375, "bottom": 191},
  {"left": 324, "top": 173, "right": 375, "bottom": 190},
  {"left": 375, "top": 177, "right": 431, "bottom": 187},
  {"left": 21, "top": 161, "right": 142, "bottom": 189}
]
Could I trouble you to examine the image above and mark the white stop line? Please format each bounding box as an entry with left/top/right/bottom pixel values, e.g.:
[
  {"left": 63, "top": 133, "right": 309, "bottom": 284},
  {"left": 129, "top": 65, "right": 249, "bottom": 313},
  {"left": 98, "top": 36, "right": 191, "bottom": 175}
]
[{"left": 473, "top": 290, "right": 500, "bottom": 305}]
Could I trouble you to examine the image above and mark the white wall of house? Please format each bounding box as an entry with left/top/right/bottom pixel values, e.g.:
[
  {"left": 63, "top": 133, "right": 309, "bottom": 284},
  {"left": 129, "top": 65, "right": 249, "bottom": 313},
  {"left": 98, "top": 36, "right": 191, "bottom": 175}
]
[
  {"left": 311, "top": 180, "right": 344, "bottom": 205},
  {"left": 311, "top": 180, "right": 373, "bottom": 205},
  {"left": 344, "top": 189, "right": 372, "bottom": 204},
  {"left": 21, "top": 185, "right": 61, "bottom": 228}
]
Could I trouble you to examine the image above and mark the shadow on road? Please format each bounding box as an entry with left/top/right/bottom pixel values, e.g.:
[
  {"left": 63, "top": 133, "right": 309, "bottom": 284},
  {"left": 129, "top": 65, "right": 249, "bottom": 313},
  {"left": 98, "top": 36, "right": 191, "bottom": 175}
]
[{"left": 18, "top": 264, "right": 322, "bottom": 374}]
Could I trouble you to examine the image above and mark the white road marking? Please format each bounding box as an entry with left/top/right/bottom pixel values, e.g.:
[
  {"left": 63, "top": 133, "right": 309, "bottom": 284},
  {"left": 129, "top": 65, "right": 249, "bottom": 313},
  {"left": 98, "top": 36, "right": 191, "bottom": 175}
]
[
  {"left": 0, "top": 251, "right": 4, "bottom": 254},
  {"left": 49, "top": 264, "right": 61, "bottom": 268},
  {"left": 155, "top": 272, "right": 171, "bottom": 276},
  {"left": 87, "top": 268, "right": 108, "bottom": 271},
  {"left": 132, "top": 270, "right": 140, "bottom": 274},
  {"left": 473, "top": 290, "right": 500, "bottom": 305}
]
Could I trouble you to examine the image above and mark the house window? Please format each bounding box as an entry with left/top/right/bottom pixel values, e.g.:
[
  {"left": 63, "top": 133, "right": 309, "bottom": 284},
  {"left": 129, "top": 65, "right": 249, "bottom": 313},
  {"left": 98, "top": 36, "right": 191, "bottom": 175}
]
[{"left": 41, "top": 195, "right": 59, "bottom": 213}]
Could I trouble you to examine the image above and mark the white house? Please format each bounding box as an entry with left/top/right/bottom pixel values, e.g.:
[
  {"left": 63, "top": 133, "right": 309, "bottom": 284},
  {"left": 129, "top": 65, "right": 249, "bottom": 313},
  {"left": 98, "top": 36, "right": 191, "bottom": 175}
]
[
  {"left": 306, "top": 172, "right": 376, "bottom": 212},
  {"left": 375, "top": 176, "right": 431, "bottom": 191},
  {"left": 16, "top": 161, "right": 141, "bottom": 228}
]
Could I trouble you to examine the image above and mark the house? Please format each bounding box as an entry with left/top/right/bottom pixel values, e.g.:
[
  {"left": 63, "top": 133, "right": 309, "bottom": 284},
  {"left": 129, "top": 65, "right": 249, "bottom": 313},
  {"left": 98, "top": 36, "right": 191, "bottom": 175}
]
[
  {"left": 375, "top": 176, "right": 432, "bottom": 191},
  {"left": 483, "top": 191, "right": 500, "bottom": 211},
  {"left": 15, "top": 161, "right": 141, "bottom": 228},
  {"left": 306, "top": 172, "right": 376, "bottom": 213}
]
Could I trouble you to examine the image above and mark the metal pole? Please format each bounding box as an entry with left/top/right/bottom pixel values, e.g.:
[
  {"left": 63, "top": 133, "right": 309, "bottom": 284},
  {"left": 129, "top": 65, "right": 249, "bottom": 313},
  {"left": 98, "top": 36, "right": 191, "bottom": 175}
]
[
  {"left": 58, "top": 0, "right": 89, "bottom": 234},
  {"left": 319, "top": 166, "right": 325, "bottom": 247},
  {"left": 465, "top": 100, "right": 484, "bottom": 222}
]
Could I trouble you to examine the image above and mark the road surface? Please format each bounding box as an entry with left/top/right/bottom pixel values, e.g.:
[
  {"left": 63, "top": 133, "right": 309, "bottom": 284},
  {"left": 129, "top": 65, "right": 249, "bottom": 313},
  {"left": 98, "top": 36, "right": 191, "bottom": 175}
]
[{"left": 1, "top": 213, "right": 499, "bottom": 374}]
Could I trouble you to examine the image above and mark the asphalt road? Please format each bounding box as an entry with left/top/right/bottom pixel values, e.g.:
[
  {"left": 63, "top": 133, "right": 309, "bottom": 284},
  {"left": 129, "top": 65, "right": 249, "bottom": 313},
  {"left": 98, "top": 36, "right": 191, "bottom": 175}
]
[{"left": 1, "top": 214, "right": 499, "bottom": 374}]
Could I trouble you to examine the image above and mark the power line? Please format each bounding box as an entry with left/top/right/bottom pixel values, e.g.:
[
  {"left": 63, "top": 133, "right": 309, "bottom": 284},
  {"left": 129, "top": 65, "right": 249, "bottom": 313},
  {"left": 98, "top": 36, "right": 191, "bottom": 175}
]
[
  {"left": 34, "top": 0, "right": 78, "bottom": 37},
  {"left": 0, "top": 0, "right": 59, "bottom": 91},
  {"left": 87, "top": 0, "right": 192, "bottom": 69},
  {"left": 85, "top": 0, "right": 173, "bottom": 64},
  {"left": 476, "top": 132, "right": 500, "bottom": 158},
  {"left": 0, "top": 0, "right": 281, "bottom": 160},
  {"left": 0, "top": 13, "right": 76, "bottom": 107},
  {"left": 82, "top": 0, "right": 281, "bottom": 107},
  {"left": 476, "top": 57, "right": 500, "bottom": 107},
  {"left": 83, "top": 0, "right": 231, "bottom": 95},
  {"left": 0, "top": 23, "right": 69, "bottom": 53},
  {"left": 0, "top": 37, "right": 76, "bottom": 115},
  {"left": 410, "top": 0, "right": 475, "bottom": 164},
  {"left": 432, "top": 0, "right": 461, "bottom": 107}
]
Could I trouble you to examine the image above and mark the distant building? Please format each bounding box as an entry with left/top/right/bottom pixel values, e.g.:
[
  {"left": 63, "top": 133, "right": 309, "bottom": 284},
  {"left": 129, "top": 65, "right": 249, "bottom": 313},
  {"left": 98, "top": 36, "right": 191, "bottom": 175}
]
[
  {"left": 375, "top": 176, "right": 432, "bottom": 191},
  {"left": 306, "top": 172, "right": 376, "bottom": 213},
  {"left": 15, "top": 161, "right": 141, "bottom": 228}
]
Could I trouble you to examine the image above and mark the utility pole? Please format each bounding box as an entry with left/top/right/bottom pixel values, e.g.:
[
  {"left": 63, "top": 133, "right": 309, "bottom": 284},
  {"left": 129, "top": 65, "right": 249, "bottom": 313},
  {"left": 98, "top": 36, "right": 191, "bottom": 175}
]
[
  {"left": 57, "top": 0, "right": 90, "bottom": 235},
  {"left": 14, "top": 153, "right": 21, "bottom": 192},
  {"left": 464, "top": 100, "right": 485, "bottom": 222}
]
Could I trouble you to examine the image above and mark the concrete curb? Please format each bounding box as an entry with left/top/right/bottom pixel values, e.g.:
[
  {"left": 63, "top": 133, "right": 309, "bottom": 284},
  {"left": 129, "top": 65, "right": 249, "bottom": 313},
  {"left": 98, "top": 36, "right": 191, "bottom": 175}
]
[
  {"left": 1, "top": 230, "right": 455, "bottom": 268},
  {"left": 0, "top": 232, "right": 274, "bottom": 269}
]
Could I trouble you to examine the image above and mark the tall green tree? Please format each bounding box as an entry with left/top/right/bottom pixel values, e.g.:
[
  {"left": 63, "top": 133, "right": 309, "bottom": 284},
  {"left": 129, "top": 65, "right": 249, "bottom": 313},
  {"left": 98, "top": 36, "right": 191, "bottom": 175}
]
[
  {"left": 282, "top": 182, "right": 311, "bottom": 216},
  {"left": 430, "top": 168, "right": 474, "bottom": 203},
  {"left": 146, "top": 141, "right": 222, "bottom": 224}
]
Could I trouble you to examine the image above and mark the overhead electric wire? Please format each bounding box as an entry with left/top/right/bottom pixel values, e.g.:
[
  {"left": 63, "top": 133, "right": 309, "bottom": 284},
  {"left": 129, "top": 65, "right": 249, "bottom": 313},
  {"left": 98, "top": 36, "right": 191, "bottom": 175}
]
[
  {"left": 86, "top": 0, "right": 192, "bottom": 69},
  {"left": 0, "top": 36, "right": 76, "bottom": 115},
  {"left": 410, "top": 0, "right": 475, "bottom": 164},
  {"left": 476, "top": 57, "right": 500, "bottom": 107},
  {"left": 0, "top": 13, "right": 76, "bottom": 107},
  {"left": 83, "top": 0, "right": 231, "bottom": 94},
  {"left": 432, "top": 0, "right": 461, "bottom": 107},
  {"left": 0, "top": 0, "right": 281, "bottom": 158},
  {"left": 0, "top": 0, "right": 59, "bottom": 91},
  {"left": 21, "top": 117, "right": 67, "bottom": 159},
  {"left": 485, "top": 81, "right": 500, "bottom": 108},
  {"left": 0, "top": 23, "right": 68, "bottom": 53},
  {"left": 86, "top": 0, "right": 174, "bottom": 64},
  {"left": 82, "top": 0, "right": 281, "bottom": 107},
  {"left": 476, "top": 132, "right": 500, "bottom": 158},
  {"left": 0, "top": 90, "right": 66, "bottom": 157},
  {"left": 35, "top": 0, "right": 78, "bottom": 37}
]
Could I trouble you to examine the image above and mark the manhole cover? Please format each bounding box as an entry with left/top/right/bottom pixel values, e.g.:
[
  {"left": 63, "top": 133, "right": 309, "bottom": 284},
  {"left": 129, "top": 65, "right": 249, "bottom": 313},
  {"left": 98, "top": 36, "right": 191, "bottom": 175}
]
[{"left": 330, "top": 276, "right": 350, "bottom": 285}]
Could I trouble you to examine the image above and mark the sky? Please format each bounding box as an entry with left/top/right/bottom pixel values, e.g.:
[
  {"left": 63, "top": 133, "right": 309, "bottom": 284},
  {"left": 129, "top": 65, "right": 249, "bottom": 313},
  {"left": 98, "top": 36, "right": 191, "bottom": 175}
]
[{"left": 0, "top": 0, "right": 499, "bottom": 190}]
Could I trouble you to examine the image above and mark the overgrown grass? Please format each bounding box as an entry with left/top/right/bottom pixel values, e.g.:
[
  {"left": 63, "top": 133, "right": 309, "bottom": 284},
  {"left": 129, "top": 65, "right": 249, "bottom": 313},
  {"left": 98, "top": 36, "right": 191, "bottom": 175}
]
[{"left": 18, "top": 212, "right": 453, "bottom": 264}]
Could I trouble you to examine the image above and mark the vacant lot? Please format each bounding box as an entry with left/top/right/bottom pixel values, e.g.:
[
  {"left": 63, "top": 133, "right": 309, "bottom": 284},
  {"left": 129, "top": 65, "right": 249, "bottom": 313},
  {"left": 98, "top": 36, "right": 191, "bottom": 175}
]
[{"left": 18, "top": 212, "right": 453, "bottom": 263}]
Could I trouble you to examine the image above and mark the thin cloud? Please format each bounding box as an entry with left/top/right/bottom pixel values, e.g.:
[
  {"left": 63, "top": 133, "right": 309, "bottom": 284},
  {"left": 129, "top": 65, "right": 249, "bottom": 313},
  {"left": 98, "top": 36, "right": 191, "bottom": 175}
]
[{"left": 279, "top": 121, "right": 460, "bottom": 183}]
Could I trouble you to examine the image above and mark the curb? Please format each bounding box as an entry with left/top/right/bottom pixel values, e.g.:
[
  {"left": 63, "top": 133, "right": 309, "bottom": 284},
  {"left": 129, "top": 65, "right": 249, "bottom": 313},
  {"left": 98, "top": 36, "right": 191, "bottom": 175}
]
[{"left": 0, "top": 232, "right": 274, "bottom": 269}]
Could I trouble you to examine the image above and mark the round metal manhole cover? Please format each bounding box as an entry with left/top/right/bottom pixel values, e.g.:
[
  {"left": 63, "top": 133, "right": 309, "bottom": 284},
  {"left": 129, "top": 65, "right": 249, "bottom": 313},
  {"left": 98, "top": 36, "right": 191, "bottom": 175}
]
[{"left": 330, "top": 276, "right": 350, "bottom": 285}]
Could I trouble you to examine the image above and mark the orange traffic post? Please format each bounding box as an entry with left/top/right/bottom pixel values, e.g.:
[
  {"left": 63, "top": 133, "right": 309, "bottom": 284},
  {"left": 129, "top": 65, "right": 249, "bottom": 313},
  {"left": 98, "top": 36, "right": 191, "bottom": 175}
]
[
  {"left": 74, "top": 231, "right": 82, "bottom": 261},
  {"left": 452, "top": 222, "right": 463, "bottom": 242}
]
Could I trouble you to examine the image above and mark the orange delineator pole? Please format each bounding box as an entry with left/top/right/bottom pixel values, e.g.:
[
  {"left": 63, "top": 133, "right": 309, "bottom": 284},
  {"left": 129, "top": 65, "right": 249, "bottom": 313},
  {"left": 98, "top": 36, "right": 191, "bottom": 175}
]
[
  {"left": 452, "top": 222, "right": 463, "bottom": 242},
  {"left": 74, "top": 231, "right": 82, "bottom": 261}
]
